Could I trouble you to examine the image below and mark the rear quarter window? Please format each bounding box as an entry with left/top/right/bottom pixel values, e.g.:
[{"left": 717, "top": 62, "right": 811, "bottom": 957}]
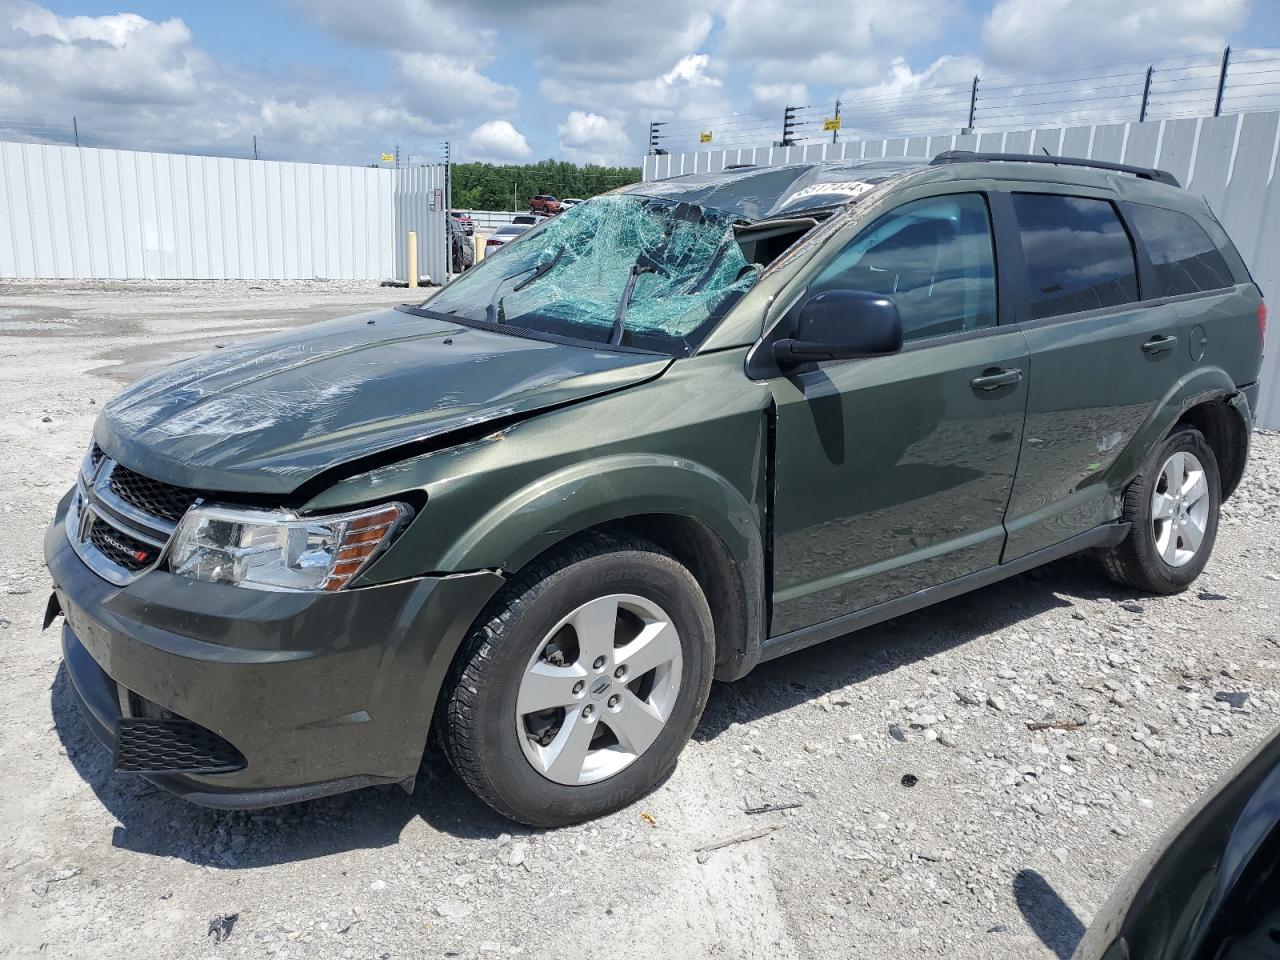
[
  {"left": 1122, "top": 202, "right": 1235, "bottom": 297},
  {"left": 1010, "top": 193, "right": 1139, "bottom": 321}
]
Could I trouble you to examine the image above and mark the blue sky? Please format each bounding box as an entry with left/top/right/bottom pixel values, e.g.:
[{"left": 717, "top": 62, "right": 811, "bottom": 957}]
[{"left": 3, "top": 0, "right": 1278, "bottom": 166}]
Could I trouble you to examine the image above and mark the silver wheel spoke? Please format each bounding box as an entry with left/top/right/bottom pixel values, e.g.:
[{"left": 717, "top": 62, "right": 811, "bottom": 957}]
[
  {"left": 1179, "top": 514, "right": 1204, "bottom": 553},
  {"left": 570, "top": 595, "right": 619, "bottom": 663},
  {"left": 517, "top": 661, "right": 586, "bottom": 714},
  {"left": 607, "top": 691, "right": 666, "bottom": 756},
  {"left": 1166, "top": 452, "right": 1187, "bottom": 494},
  {"left": 542, "top": 707, "right": 596, "bottom": 783},
  {"left": 1182, "top": 472, "right": 1208, "bottom": 505},
  {"left": 615, "top": 620, "right": 680, "bottom": 677},
  {"left": 1151, "top": 492, "right": 1176, "bottom": 520},
  {"left": 1160, "top": 526, "right": 1181, "bottom": 563}
]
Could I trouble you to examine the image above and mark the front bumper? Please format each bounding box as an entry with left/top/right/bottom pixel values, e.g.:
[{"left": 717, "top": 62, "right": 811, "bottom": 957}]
[{"left": 45, "top": 491, "right": 504, "bottom": 808}]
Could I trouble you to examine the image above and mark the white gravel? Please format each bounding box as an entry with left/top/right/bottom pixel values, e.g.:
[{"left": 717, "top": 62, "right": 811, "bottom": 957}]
[{"left": 1, "top": 279, "right": 1278, "bottom": 960}]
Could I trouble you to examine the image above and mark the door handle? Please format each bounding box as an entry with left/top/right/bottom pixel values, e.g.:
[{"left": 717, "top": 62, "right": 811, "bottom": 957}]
[
  {"left": 970, "top": 367, "right": 1023, "bottom": 391},
  {"left": 1142, "top": 334, "right": 1178, "bottom": 355}
]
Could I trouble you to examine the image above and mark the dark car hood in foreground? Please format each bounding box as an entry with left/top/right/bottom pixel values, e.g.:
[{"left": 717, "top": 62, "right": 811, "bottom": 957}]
[{"left": 96, "top": 307, "right": 669, "bottom": 497}]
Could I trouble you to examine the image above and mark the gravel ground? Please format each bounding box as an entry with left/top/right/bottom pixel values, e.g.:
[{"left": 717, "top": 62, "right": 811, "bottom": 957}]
[{"left": 1, "top": 279, "right": 1278, "bottom": 960}]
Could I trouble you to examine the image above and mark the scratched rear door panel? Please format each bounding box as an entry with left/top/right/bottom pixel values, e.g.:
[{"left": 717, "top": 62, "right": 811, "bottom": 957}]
[{"left": 1002, "top": 299, "right": 1190, "bottom": 560}]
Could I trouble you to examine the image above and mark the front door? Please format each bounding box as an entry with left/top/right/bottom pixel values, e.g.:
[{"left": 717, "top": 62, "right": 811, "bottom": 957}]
[{"left": 768, "top": 192, "right": 1029, "bottom": 636}]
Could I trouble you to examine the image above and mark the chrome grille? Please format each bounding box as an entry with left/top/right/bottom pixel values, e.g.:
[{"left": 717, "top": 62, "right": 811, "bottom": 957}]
[
  {"left": 87, "top": 517, "right": 156, "bottom": 571},
  {"left": 108, "top": 464, "right": 199, "bottom": 523},
  {"left": 68, "top": 442, "right": 201, "bottom": 586}
]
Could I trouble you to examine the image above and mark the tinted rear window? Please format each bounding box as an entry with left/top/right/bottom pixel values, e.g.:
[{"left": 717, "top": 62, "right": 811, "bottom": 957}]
[
  {"left": 1123, "top": 202, "right": 1235, "bottom": 296},
  {"left": 1011, "top": 194, "right": 1139, "bottom": 320}
]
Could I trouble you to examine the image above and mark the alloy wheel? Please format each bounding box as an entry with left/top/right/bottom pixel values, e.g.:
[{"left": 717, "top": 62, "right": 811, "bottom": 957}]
[
  {"left": 515, "top": 593, "right": 682, "bottom": 786},
  {"left": 1151, "top": 450, "right": 1211, "bottom": 568}
]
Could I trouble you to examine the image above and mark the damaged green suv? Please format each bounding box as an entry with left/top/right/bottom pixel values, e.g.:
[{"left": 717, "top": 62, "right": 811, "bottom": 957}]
[{"left": 46, "top": 152, "right": 1265, "bottom": 827}]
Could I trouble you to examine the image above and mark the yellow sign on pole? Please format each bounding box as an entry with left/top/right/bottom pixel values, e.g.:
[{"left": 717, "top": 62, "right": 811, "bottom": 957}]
[
  {"left": 699, "top": 131, "right": 713, "bottom": 143},
  {"left": 822, "top": 117, "right": 842, "bottom": 132},
  {"left": 380, "top": 152, "right": 395, "bottom": 162}
]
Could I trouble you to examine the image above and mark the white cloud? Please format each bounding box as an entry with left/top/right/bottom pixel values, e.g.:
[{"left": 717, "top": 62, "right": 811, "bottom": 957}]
[
  {"left": 0, "top": 0, "right": 489, "bottom": 162},
  {"left": 751, "top": 82, "right": 809, "bottom": 109},
  {"left": 982, "top": 0, "right": 1247, "bottom": 71},
  {"left": 557, "top": 111, "right": 632, "bottom": 165},
  {"left": 2, "top": 2, "right": 206, "bottom": 105},
  {"left": 395, "top": 52, "right": 518, "bottom": 118},
  {"left": 463, "top": 119, "right": 532, "bottom": 162},
  {"left": 721, "top": 0, "right": 955, "bottom": 87},
  {"left": 288, "top": 0, "right": 483, "bottom": 54}
]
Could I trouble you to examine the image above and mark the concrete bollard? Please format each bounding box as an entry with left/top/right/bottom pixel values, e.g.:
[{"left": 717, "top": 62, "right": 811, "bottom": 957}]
[
  {"left": 407, "top": 231, "right": 418, "bottom": 288},
  {"left": 475, "top": 233, "right": 485, "bottom": 262}
]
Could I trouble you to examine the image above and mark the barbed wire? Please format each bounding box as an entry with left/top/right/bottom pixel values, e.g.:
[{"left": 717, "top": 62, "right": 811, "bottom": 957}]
[{"left": 651, "top": 47, "right": 1280, "bottom": 153}]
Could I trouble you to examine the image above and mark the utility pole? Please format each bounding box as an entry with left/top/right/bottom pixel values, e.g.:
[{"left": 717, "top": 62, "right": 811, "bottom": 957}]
[
  {"left": 648, "top": 121, "right": 666, "bottom": 155},
  {"left": 441, "top": 140, "right": 451, "bottom": 212},
  {"left": 831, "top": 99, "right": 841, "bottom": 143},
  {"left": 72, "top": 116, "right": 79, "bottom": 147},
  {"left": 1214, "top": 46, "right": 1231, "bottom": 117},
  {"left": 252, "top": 134, "right": 259, "bottom": 160},
  {"left": 780, "top": 105, "right": 799, "bottom": 147}
]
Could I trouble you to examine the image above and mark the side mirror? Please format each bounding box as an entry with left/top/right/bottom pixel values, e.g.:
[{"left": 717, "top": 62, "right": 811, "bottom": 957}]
[{"left": 773, "top": 290, "right": 903, "bottom": 366}]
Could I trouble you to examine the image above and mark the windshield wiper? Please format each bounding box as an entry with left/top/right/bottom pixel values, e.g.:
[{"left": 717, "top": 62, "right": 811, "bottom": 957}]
[
  {"left": 486, "top": 247, "right": 567, "bottom": 324},
  {"left": 513, "top": 246, "right": 565, "bottom": 292},
  {"left": 609, "top": 255, "right": 667, "bottom": 346}
]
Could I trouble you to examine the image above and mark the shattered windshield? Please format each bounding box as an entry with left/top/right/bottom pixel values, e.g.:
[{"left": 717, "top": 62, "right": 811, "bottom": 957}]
[{"left": 418, "top": 194, "right": 758, "bottom": 354}]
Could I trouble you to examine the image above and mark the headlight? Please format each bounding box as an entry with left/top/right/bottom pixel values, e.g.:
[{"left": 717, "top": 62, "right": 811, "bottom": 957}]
[{"left": 168, "top": 502, "right": 410, "bottom": 592}]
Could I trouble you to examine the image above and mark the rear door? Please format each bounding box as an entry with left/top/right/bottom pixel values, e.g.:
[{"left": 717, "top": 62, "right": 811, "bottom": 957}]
[
  {"left": 768, "top": 190, "right": 1029, "bottom": 635},
  {"left": 997, "top": 188, "right": 1192, "bottom": 560}
]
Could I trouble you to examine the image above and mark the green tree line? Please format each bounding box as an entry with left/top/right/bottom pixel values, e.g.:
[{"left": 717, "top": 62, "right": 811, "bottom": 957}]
[{"left": 450, "top": 159, "right": 641, "bottom": 211}]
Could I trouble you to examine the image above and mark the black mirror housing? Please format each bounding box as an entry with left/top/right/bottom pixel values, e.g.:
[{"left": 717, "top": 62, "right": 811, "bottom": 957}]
[{"left": 774, "top": 290, "right": 903, "bottom": 365}]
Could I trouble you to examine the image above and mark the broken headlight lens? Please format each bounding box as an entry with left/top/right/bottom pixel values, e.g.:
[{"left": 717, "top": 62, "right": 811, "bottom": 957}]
[{"left": 168, "top": 502, "right": 410, "bottom": 592}]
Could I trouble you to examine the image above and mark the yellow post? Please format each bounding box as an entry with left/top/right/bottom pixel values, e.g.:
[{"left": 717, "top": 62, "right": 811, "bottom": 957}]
[
  {"left": 407, "top": 231, "right": 418, "bottom": 288},
  {"left": 475, "top": 233, "right": 485, "bottom": 262}
]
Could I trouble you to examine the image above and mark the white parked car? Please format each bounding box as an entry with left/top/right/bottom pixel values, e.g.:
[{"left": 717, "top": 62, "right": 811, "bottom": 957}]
[{"left": 484, "top": 224, "right": 527, "bottom": 250}]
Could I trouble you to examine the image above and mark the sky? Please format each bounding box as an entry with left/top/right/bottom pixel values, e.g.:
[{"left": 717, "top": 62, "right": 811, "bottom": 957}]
[{"left": 1, "top": 0, "right": 1278, "bottom": 168}]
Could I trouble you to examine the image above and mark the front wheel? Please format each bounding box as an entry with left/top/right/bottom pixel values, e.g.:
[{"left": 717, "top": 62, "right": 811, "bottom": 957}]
[
  {"left": 443, "top": 533, "right": 714, "bottom": 827},
  {"left": 1100, "top": 425, "right": 1221, "bottom": 594}
]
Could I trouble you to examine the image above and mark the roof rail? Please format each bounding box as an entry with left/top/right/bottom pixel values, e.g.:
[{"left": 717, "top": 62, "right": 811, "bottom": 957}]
[{"left": 929, "top": 150, "right": 1181, "bottom": 188}]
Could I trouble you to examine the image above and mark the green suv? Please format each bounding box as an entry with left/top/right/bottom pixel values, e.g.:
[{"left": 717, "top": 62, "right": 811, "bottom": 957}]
[{"left": 45, "top": 152, "right": 1265, "bottom": 827}]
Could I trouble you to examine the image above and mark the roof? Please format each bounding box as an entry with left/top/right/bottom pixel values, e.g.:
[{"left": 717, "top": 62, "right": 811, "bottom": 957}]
[
  {"left": 622, "top": 159, "right": 925, "bottom": 222},
  {"left": 625, "top": 153, "right": 1192, "bottom": 223}
]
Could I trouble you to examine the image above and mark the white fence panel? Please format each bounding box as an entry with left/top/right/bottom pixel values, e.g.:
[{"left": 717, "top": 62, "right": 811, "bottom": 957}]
[
  {"left": 394, "top": 164, "right": 449, "bottom": 284},
  {"left": 643, "top": 111, "right": 1280, "bottom": 429},
  {"left": 0, "top": 141, "right": 411, "bottom": 281}
]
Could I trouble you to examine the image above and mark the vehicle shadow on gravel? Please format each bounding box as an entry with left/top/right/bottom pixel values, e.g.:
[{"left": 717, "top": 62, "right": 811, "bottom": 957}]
[
  {"left": 49, "top": 669, "right": 521, "bottom": 868},
  {"left": 695, "top": 553, "right": 1128, "bottom": 741}
]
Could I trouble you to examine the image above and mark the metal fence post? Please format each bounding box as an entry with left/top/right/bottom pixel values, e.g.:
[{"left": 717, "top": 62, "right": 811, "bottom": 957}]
[
  {"left": 1214, "top": 47, "right": 1231, "bottom": 117},
  {"left": 965, "top": 76, "right": 979, "bottom": 133},
  {"left": 1139, "top": 66, "right": 1153, "bottom": 122}
]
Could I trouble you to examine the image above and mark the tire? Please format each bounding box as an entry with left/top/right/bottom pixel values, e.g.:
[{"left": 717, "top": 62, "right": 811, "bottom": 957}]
[
  {"left": 443, "top": 532, "right": 714, "bottom": 828},
  {"left": 1100, "top": 425, "right": 1221, "bottom": 594}
]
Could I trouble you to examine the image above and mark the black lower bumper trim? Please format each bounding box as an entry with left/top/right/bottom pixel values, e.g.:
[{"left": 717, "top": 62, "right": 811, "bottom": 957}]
[{"left": 61, "top": 625, "right": 402, "bottom": 809}]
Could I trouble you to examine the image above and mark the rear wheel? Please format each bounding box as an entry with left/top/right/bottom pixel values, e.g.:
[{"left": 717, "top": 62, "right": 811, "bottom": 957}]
[
  {"left": 443, "top": 533, "right": 714, "bottom": 827},
  {"left": 1100, "top": 425, "right": 1221, "bottom": 594}
]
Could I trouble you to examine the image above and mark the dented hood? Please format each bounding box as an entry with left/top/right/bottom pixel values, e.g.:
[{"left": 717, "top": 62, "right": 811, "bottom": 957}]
[{"left": 96, "top": 307, "right": 669, "bottom": 497}]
